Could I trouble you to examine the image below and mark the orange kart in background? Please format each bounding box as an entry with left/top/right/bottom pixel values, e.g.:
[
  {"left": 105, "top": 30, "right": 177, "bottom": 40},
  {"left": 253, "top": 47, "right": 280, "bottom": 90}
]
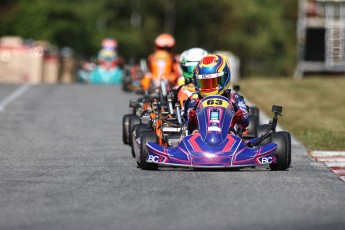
[{"left": 122, "top": 49, "right": 180, "bottom": 150}]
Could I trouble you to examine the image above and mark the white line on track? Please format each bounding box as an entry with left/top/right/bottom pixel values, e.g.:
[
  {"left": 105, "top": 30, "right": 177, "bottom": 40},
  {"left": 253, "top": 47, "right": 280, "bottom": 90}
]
[{"left": 0, "top": 84, "right": 32, "bottom": 112}]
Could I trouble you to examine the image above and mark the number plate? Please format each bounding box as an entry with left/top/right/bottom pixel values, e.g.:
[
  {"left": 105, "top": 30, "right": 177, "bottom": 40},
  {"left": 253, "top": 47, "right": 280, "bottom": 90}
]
[{"left": 201, "top": 98, "right": 229, "bottom": 109}]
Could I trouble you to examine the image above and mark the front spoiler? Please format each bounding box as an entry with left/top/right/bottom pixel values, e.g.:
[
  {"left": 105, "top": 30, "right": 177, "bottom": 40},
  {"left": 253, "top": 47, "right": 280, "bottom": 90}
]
[{"left": 146, "top": 134, "right": 277, "bottom": 168}]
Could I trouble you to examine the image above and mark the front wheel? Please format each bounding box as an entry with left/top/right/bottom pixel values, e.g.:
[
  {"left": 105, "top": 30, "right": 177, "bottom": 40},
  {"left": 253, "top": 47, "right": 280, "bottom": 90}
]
[
  {"left": 269, "top": 131, "right": 291, "bottom": 171},
  {"left": 131, "top": 124, "right": 151, "bottom": 158},
  {"left": 139, "top": 132, "right": 158, "bottom": 170}
]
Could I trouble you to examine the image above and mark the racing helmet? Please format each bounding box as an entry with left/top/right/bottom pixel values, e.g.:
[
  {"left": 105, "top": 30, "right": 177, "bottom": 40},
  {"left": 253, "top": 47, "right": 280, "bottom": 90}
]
[
  {"left": 180, "top": 48, "right": 208, "bottom": 84},
  {"left": 194, "top": 54, "right": 231, "bottom": 97},
  {"left": 98, "top": 49, "right": 117, "bottom": 62},
  {"left": 155, "top": 33, "right": 175, "bottom": 50},
  {"left": 102, "top": 38, "right": 118, "bottom": 50},
  {"left": 97, "top": 49, "right": 118, "bottom": 69}
]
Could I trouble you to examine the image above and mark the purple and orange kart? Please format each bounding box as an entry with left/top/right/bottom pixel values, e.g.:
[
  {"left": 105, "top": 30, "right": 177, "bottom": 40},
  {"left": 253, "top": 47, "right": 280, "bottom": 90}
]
[{"left": 136, "top": 95, "right": 291, "bottom": 171}]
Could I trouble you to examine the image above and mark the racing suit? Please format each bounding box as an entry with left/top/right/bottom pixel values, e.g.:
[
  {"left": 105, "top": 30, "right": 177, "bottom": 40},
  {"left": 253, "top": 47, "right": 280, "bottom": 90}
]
[{"left": 182, "top": 89, "right": 249, "bottom": 134}]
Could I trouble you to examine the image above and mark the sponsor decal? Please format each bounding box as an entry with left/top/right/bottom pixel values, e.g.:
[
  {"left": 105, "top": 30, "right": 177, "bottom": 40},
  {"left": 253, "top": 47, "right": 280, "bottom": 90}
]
[
  {"left": 199, "top": 55, "right": 218, "bottom": 67},
  {"left": 208, "top": 126, "right": 221, "bottom": 132},
  {"left": 196, "top": 72, "right": 224, "bottom": 79},
  {"left": 202, "top": 74, "right": 215, "bottom": 79},
  {"left": 260, "top": 157, "right": 273, "bottom": 164},
  {"left": 148, "top": 155, "right": 160, "bottom": 163}
]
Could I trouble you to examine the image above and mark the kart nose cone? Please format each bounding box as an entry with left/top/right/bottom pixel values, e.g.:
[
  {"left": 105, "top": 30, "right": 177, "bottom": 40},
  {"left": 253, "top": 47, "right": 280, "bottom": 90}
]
[{"left": 192, "top": 155, "right": 232, "bottom": 166}]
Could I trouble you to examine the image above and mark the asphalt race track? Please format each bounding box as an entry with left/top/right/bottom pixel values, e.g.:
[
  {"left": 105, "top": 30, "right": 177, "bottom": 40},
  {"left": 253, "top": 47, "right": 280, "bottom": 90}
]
[{"left": 0, "top": 84, "right": 344, "bottom": 230}]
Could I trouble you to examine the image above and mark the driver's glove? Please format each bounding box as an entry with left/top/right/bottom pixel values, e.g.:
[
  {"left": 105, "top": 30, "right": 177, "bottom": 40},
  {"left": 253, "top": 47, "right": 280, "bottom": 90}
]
[
  {"left": 188, "top": 109, "right": 198, "bottom": 125},
  {"left": 230, "top": 109, "right": 243, "bottom": 128}
]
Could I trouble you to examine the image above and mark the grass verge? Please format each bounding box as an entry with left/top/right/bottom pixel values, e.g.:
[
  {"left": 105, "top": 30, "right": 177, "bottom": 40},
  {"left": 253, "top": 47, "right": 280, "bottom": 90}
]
[{"left": 239, "top": 76, "right": 345, "bottom": 151}]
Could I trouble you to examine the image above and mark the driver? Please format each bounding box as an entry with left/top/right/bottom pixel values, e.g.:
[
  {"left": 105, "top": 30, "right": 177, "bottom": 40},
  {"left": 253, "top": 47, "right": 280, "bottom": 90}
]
[
  {"left": 176, "top": 47, "right": 208, "bottom": 108},
  {"left": 183, "top": 54, "right": 249, "bottom": 134},
  {"left": 141, "top": 33, "right": 180, "bottom": 91}
]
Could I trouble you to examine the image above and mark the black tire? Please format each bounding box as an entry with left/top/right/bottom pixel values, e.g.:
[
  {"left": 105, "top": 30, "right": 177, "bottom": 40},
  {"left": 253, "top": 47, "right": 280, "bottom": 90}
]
[
  {"left": 269, "top": 131, "right": 291, "bottom": 171},
  {"left": 122, "top": 114, "right": 136, "bottom": 145},
  {"left": 121, "top": 70, "right": 132, "bottom": 92},
  {"left": 256, "top": 124, "right": 272, "bottom": 145},
  {"left": 247, "top": 107, "right": 260, "bottom": 136},
  {"left": 131, "top": 124, "right": 151, "bottom": 158},
  {"left": 122, "top": 83, "right": 130, "bottom": 92},
  {"left": 250, "top": 107, "right": 260, "bottom": 123},
  {"left": 128, "top": 115, "right": 140, "bottom": 146},
  {"left": 247, "top": 116, "right": 258, "bottom": 137},
  {"left": 139, "top": 132, "right": 158, "bottom": 170},
  {"left": 284, "top": 132, "right": 292, "bottom": 168}
]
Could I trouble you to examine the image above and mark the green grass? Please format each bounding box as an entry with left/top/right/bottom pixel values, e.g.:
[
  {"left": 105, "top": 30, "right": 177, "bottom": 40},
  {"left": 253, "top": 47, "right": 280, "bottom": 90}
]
[{"left": 239, "top": 76, "right": 345, "bottom": 151}]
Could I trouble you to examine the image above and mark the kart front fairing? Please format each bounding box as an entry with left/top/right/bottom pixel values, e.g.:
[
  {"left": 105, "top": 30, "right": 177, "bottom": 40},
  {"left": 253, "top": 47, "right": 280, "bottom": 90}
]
[
  {"left": 89, "top": 66, "right": 123, "bottom": 84},
  {"left": 146, "top": 95, "right": 278, "bottom": 168},
  {"left": 146, "top": 134, "right": 277, "bottom": 167}
]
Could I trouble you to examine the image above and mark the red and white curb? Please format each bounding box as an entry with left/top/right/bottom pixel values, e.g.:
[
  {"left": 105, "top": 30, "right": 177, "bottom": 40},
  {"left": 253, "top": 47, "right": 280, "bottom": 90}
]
[{"left": 310, "top": 151, "right": 345, "bottom": 182}]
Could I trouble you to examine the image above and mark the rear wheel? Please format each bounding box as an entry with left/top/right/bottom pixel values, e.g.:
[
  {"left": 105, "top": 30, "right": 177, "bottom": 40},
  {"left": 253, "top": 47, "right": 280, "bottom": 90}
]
[
  {"left": 139, "top": 132, "right": 158, "bottom": 170},
  {"left": 269, "top": 131, "right": 291, "bottom": 171},
  {"left": 122, "top": 114, "right": 136, "bottom": 145},
  {"left": 256, "top": 124, "right": 272, "bottom": 146},
  {"left": 122, "top": 72, "right": 132, "bottom": 92},
  {"left": 128, "top": 115, "right": 140, "bottom": 146},
  {"left": 247, "top": 107, "right": 260, "bottom": 137},
  {"left": 131, "top": 124, "right": 151, "bottom": 158}
]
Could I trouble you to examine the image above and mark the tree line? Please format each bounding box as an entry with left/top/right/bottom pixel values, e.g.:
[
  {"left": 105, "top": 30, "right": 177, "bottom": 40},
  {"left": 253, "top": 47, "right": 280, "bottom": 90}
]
[{"left": 0, "top": 0, "right": 298, "bottom": 76}]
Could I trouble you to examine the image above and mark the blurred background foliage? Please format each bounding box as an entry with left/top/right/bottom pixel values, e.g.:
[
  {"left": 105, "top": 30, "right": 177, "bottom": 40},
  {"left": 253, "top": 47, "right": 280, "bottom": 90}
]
[{"left": 0, "top": 0, "right": 298, "bottom": 76}]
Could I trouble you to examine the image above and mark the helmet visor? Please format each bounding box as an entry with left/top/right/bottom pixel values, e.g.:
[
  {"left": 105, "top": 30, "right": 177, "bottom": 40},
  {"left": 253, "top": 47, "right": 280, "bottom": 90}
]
[
  {"left": 104, "top": 56, "right": 115, "bottom": 62},
  {"left": 182, "top": 65, "right": 196, "bottom": 74},
  {"left": 181, "top": 62, "right": 198, "bottom": 77},
  {"left": 196, "top": 72, "right": 225, "bottom": 92},
  {"left": 157, "top": 46, "right": 173, "bottom": 52}
]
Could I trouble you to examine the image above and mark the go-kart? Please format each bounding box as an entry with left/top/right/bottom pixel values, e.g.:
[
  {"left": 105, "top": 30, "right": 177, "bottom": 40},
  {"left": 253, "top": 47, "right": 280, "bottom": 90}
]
[
  {"left": 136, "top": 95, "right": 291, "bottom": 171},
  {"left": 122, "top": 80, "right": 177, "bottom": 150},
  {"left": 122, "top": 95, "right": 147, "bottom": 147},
  {"left": 122, "top": 64, "right": 144, "bottom": 92},
  {"left": 129, "top": 81, "right": 183, "bottom": 159},
  {"left": 131, "top": 91, "right": 183, "bottom": 158},
  {"left": 122, "top": 51, "right": 179, "bottom": 144},
  {"left": 77, "top": 61, "right": 124, "bottom": 84}
]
